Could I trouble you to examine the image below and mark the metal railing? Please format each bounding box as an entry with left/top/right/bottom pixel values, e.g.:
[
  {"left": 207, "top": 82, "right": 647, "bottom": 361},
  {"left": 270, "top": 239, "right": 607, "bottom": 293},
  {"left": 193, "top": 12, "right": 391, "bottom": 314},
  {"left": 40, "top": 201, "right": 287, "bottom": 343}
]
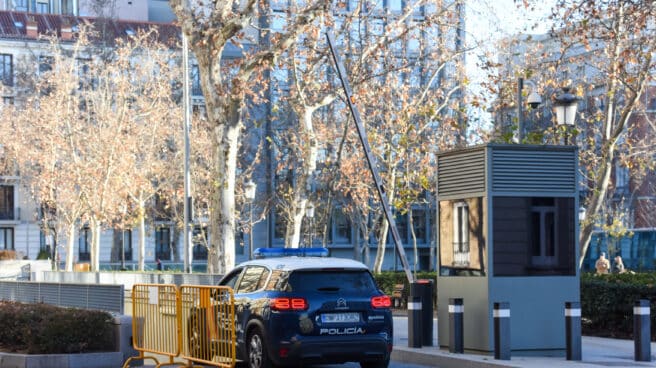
[
  {"left": 123, "top": 283, "right": 235, "bottom": 368},
  {"left": 0, "top": 281, "right": 124, "bottom": 313}
]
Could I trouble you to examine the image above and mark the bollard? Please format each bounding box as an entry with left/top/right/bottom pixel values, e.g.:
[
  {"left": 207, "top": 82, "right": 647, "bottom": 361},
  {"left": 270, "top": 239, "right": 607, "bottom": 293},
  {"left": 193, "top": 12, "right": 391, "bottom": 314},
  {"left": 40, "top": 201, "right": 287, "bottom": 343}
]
[
  {"left": 417, "top": 279, "right": 434, "bottom": 346},
  {"left": 565, "top": 302, "right": 582, "bottom": 361},
  {"left": 408, "top": 296, "right": 422, "bottom": 348},
  {"left": 448, "top": 298, "right": 464, "bottom": 353},
  {"left": 493, "top": 302, "right": 510, "bottom": 360},
  {"left": 634, "top": 299, "right": 651, "bottom": 362}
]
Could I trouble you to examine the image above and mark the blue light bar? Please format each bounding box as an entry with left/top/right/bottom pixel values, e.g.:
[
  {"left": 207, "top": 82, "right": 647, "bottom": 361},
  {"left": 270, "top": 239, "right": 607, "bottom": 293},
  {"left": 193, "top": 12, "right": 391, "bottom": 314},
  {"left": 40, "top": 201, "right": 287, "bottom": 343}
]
[{"left": 253, "top": 247, "right": 330, "bottom": 258}]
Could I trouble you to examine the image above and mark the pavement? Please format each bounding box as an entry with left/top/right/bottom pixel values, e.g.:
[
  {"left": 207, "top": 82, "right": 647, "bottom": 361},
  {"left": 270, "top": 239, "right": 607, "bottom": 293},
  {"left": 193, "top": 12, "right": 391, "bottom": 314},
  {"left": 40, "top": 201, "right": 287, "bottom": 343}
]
[
  {"left": 140, "top": 316, "right": 656, "bottom": 368},
  {"left": 391, "top": 316, "right": 656, "bottom": 368}
]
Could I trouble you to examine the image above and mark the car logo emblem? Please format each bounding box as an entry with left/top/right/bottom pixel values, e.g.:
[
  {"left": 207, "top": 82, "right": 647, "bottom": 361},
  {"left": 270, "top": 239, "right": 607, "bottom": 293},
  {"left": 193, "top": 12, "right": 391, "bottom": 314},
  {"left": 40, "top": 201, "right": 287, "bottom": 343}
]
[{"left": 336, "top": 298, "right": 347, "bottom": 309}]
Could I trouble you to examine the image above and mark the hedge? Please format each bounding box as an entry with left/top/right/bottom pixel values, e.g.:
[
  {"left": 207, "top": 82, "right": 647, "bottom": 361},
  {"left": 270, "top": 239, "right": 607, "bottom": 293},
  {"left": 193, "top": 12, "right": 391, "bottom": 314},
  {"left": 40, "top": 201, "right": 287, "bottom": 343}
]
[
  {"left": 581, "top": 272, "right": 656, "bottom": 340},
  {"left": 373, "top": 271, "right": 437, "bottom": 307},
  {"left": 0, "top": 301, "right": 116, "bottom": 354}
]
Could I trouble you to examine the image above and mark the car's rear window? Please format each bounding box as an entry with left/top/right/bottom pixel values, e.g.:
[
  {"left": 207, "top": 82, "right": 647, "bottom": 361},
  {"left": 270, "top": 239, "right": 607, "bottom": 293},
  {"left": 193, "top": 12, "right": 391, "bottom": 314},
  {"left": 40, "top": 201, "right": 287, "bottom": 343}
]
[{"left": 287, "top": 270, "right": 377, "bottom": 292}]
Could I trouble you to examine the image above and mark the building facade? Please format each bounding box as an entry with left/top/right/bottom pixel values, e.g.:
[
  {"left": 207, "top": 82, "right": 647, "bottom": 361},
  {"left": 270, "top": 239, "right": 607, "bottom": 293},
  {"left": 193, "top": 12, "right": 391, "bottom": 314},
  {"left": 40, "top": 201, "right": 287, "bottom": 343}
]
[{"left": 0, "top": 1, "right": 466, "bottom": 272}]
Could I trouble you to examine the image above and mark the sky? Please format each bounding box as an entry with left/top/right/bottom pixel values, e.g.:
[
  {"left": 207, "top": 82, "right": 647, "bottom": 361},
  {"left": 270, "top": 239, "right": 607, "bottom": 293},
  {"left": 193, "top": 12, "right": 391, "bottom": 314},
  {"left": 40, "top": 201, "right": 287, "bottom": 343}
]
[{"left": 464, "top": 0, "right": 557, "bottom": 132}]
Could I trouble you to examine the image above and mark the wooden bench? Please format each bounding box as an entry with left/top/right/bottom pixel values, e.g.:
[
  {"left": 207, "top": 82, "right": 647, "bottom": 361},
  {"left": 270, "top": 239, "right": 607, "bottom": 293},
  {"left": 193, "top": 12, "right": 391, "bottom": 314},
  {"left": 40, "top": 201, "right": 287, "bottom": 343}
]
[{"left": 391, "top": 283, "right": 405, "bottom": 308}]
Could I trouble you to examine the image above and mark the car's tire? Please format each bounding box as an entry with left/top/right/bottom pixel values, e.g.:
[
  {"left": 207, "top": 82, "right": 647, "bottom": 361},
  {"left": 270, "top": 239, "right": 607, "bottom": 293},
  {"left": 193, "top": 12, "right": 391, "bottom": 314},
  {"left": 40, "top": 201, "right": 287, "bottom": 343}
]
[
  {"left": 246, "top": 327, "right": 275, "bottom": 368},
  {"left": 360, "top": 358, "right": 390, "bottom": 368},
  {"left": 187, "top": 309, "right": 208, "bottom": 359}
]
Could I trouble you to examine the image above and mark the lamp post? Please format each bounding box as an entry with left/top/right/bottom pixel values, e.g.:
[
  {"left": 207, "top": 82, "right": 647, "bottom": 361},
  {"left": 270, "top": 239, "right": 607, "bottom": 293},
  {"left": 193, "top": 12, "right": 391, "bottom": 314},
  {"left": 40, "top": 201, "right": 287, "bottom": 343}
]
[
  {"left": 305, "top": 202, "right": 315, "bottom": 248},
  {"left": 578, "top": 206, "right": 586, "bottom": 222},
  {"left": 245, "top": 180, "right": 257, "bottom": 260},
  {"left": 517, "top": 77, "right": 542, "bottom": 143},
  {"left": 553, "top": 86, "right": 579, "bottom": 145}
]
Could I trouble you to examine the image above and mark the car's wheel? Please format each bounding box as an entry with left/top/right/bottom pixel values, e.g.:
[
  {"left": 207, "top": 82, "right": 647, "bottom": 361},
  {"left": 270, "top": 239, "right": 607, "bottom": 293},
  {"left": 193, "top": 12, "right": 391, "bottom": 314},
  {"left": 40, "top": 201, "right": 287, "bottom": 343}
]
[
  {"left": 187, "top": 310, "right": 208, "bottom": 359},
  {"left": 246, "top": 327, "right": 274, "bottom": 368},
  {"left": 360, "top": 358, "right": 390, "bottom": 368}
]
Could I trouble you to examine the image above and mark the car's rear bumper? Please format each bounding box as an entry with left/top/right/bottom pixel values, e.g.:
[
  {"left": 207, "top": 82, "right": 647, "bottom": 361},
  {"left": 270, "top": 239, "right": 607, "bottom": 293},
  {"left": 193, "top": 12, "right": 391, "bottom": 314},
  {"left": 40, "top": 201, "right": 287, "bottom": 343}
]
[{"left": 271, "top": 335, "right": 392, "bottom": 366}]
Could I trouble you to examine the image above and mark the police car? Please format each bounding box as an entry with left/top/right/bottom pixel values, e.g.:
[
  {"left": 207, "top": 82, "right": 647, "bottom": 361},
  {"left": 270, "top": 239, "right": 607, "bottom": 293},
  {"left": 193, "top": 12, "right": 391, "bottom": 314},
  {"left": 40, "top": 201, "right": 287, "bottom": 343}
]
[{"left": 220, "top": 248, "right": 393, "bottom": 368}]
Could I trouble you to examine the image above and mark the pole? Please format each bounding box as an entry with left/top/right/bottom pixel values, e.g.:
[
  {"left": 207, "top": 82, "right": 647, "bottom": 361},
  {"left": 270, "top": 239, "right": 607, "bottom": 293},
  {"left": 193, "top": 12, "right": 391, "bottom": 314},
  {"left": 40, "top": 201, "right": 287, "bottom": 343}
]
[
  {"left": 182, "top": 33, "right": 193, "bottom": 274},
  {"left": 326, "top": 31, "right": 414, "bottom": 283},
  {"left": 249, "top": 202, "right": 254, "bottom": 260},
  {"left": 120, "top": 231, "right": 125, "bottom": 270},
  {"left": 517, "top": 77, "right": 524, "bottom": 143}
]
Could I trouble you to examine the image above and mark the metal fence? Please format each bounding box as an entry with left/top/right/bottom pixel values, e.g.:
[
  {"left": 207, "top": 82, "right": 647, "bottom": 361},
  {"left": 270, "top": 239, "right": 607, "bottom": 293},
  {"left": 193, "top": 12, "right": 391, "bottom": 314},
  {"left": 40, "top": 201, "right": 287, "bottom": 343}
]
[
  {"left": 0, "top": 281, "right": 124, "bottom": 314},
  {"left": 124, "top": 284, "right": 235, "bottom": 368}
]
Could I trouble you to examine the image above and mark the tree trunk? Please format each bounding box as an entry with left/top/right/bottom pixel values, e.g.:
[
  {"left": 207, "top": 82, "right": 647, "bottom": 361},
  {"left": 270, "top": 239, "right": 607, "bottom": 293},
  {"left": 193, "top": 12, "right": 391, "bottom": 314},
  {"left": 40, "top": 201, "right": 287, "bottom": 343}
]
[
  {"left": 286, "top": 108, "right": 319, "bottom": 248},
  {"left": 374, "top": 219, "right": 388, "bottom": 274},
  {"left": 90, "top": 218, "right": 101, "bottom": 272},
  {"left": 579, "top": 141, "right": 615, "bottom": 268},
  {"left": 65, "top": 223, "right": 75, "bottom": 272},
  {"left": 138, "top": 199, "right": 146, "bottom": 271},
  {"left": 208, "top": 119, "right": 240, "bottom": 274}
]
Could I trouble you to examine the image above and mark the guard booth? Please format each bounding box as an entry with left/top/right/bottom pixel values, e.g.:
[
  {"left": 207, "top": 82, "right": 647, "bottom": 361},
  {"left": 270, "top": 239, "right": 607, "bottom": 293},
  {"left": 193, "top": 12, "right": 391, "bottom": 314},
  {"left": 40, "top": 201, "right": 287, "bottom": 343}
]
[{"left": 436, "top": 144, "right": 580, "bottom": 354}]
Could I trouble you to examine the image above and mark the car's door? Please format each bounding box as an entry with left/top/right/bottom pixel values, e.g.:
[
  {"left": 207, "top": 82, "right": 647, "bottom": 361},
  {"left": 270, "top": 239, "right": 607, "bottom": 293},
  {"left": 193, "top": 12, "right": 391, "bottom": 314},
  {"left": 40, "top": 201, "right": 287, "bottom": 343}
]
[{"left": 230, "top": 266, "right": 270, "bottom": 347}]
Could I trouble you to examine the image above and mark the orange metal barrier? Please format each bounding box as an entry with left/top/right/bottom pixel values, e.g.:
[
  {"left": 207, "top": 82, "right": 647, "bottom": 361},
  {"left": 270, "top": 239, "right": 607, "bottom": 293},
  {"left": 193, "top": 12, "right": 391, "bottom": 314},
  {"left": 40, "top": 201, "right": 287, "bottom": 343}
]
[
  {"left": 123, "top": 284, "right": 180, "bottom": 368},
  {"left": 122, "top": 284, "right": 235, "bottom": 368},
  {"left": 180, "top": 286, "right": 236, "bottom": 368}
]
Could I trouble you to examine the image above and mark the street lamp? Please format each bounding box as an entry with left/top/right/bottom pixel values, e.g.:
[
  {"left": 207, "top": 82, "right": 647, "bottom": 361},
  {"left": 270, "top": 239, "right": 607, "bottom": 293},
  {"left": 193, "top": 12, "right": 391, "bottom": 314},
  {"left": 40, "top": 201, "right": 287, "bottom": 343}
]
[
  {"left": 305, "top": 202, "right": 315, "bottom": 248},
  {"left": 553, "top": 86, "right": 579, "bottom": 145},
  {"left": 245, "top": 180, "right": 257, "bottom": 259},
  {"left": 578, "top": 206, "right": 586, "bottom": 222}
]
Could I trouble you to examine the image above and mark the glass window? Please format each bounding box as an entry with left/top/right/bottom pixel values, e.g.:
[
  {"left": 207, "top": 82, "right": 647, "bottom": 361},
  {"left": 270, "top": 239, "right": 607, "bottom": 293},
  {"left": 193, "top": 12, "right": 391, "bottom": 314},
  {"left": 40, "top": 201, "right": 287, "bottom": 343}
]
[
  {"left": 330, "top": 208, "right": 351, "bottom": 244},
  {"left": 40, "top": 226, "right": 55, "bottom": 254},
  {"left": 155, "top": 226, "right": 171, "bottom": 261},
  {"left": 192, "top": 225, "right": 208, "bottom": 260},
  {"left": 236, "top": 266, "right": 268, "bottom": 293},
  {"left": 220, "top": 268, "right": 243, "bottom": 289},
  {"left": 191, "top": 64, "right": 202, "bottom": 96},
  {"left": 78, "top": 226, "right": 90, "bottom": 261},
  {"left": 530, "top": 198, "right": 557, "bottom": 266},
  {"left": 0, "top": 54, "right": 13, "bottom": 86},
  {"left": 388, "top": 0, "right": 402, "bottom": 12},
  {"left": 0, "top": 227, "right": 14, "bottom": 250},
  {"left": 15, "top": 0, "right": 28, "bottom": 11},
  {"left": 393, "top": 211, "right": 408, "bottom": 243},
  {"left": 411, "top": 208, "right": 427, "bottom": 242},
  {"left": 615, "top": 163, "right": 629, "bottom": 191},
  {"left": 287, "top": 270, "right": 376, "bottom": 292},
  {"left": 0, "top": 185, "right": 14, "bottom": 220},
  {"left": 36, "top": 0, "right": 49, "bottom": 13},
  {"left": 453, "top": 202, "right": 469, "bottom": 266},
  {"left": 113, "top": 229, "right": 132, "bottom": 262}
]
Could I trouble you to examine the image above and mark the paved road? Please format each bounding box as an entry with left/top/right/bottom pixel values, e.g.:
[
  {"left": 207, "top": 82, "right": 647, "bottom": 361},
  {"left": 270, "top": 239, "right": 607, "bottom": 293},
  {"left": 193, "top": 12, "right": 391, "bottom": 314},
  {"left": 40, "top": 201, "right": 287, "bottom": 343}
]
[{"left": 310, "top": 363, "right": 432, "bottom": 368}]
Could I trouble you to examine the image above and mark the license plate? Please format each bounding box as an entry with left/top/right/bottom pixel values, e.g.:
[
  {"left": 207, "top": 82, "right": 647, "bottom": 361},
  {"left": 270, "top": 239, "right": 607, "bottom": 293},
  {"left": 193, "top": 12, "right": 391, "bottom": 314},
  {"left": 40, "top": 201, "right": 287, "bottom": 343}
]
[{"left": 321, "top": 312, "right": 360, "bottom": 323}]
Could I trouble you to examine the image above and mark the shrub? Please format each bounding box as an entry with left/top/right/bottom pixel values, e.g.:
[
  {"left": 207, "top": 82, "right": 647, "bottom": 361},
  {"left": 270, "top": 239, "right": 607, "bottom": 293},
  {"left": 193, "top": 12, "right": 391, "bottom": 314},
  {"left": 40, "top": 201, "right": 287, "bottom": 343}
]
[
  {"left": 0, "top": 301, "right": 116, "bottom": 354},
  {"left": 0, "top": 250, "right": 16, "bottom": 260},
  {"left": 373, "top": 271, "right": 437, "bottom": 307},
  {"left": 581, "top": 272, "right": 656, "bottom": 340}
]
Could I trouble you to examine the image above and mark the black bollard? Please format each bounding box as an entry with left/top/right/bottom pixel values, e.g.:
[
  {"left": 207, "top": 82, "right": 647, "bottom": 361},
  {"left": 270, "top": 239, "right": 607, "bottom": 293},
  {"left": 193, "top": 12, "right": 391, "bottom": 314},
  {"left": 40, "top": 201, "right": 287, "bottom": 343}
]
[
  {"left": 417, "top": 279, "right": 434, "bottom": 346},
  {"left": 565, "top": 302, "right": 581, "bottom": 361},
  {"left": 634, "top": 299, "right": 651, "bottom": 362},
  {"left": 449, "top": 298, "right": 464, "bottom": 353},
  {"left": 408, "top": 296, "right": 422, "bottom": 348},
  {"left": 493, "top": 302, "right": 510, "bottom": 360}
]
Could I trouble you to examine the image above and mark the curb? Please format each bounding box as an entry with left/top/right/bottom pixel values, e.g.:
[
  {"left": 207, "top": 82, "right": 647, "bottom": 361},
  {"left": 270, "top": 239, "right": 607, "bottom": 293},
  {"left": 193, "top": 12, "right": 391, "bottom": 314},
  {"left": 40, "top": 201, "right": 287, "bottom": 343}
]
[{"left": 0, "top": 351, "right": 123, "bottom": 368}]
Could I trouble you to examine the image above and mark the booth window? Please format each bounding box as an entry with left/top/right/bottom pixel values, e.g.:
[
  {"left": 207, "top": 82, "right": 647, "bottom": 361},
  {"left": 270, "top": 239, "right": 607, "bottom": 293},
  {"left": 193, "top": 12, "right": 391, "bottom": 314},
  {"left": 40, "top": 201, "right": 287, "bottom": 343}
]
[
  {"left": 453, "top": 202, "right": 470, "bottom": 266},
  {"left": 530, "top": 198, "right": 557, "bottom": 267},
  {"left": 493, "top": 196, "right": 575, "bottom": 276}
]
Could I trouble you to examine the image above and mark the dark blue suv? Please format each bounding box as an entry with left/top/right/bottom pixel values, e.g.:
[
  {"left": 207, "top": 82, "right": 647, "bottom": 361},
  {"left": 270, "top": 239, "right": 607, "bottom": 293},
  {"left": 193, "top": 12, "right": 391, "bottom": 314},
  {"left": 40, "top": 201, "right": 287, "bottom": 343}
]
[{"left": 219, "top": 248, "right": 393, "bottom": 368}]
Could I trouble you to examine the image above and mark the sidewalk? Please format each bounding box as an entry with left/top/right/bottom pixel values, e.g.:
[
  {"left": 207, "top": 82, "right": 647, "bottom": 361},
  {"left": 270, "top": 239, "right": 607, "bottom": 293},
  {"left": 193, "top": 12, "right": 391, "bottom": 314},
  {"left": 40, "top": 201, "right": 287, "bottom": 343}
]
[{"left": 391, "top": 316, "right": 656, "bottom": 368}]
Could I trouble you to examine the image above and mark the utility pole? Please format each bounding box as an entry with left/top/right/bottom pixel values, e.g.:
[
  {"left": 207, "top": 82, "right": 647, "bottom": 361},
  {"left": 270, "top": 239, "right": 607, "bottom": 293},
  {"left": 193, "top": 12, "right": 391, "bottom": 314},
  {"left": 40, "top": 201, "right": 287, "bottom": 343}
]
[
  {"left": 182, "top": 33, "right": 193, "bottom": 273},
  {"left": 326, "top": 32, "right": 414, "bottom": 283}
]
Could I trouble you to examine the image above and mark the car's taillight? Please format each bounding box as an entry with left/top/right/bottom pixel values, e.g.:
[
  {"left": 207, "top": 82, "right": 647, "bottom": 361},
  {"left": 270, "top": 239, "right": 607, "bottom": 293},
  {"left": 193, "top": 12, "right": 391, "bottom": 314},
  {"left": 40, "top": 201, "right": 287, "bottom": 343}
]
[
  {"left": 271, "top": 297, "right": 308, "bottom": 311},
  {"left": 371, "top": 295, "right": 391, "bottom": 309}
]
